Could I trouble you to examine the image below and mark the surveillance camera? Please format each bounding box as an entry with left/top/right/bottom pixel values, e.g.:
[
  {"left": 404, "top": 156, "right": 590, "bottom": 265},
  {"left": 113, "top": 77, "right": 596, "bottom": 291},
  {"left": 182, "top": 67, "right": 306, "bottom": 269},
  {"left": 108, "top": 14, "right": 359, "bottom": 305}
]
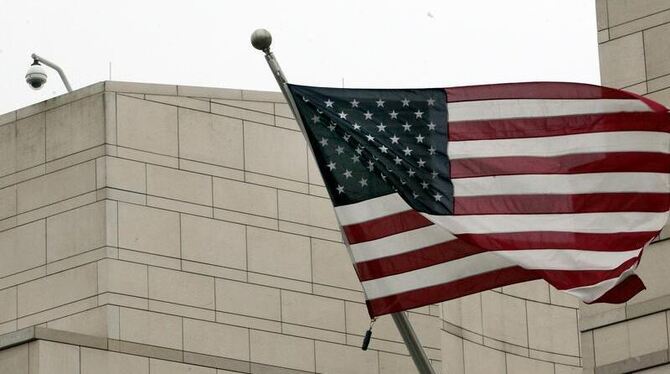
[{"left": 25, "top": 61, "right": 47, "bottom": 90}]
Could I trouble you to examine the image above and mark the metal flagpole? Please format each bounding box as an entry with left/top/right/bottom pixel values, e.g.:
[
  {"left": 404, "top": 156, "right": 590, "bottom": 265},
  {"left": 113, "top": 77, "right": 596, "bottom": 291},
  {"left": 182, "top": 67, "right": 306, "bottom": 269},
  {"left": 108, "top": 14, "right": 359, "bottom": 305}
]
[
  {"left": 250, "top": 29, "right": 436, "bottom": 374},
  {"left": 392, "top": 312, "right": 436, "bottom": 374}
]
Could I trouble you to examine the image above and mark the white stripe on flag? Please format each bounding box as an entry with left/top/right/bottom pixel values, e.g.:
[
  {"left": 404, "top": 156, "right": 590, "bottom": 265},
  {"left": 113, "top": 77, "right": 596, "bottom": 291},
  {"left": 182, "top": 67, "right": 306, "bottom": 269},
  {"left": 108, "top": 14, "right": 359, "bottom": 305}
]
[
  {"left": 350, "top": 225, "right": 453, "bottom": 263},
  {"left": 448, "top": 131, "right": 670, "bottom": 160},
  {"left": 361, "top": 251, "right": 512, "bottom": 299},
  {"left": 452, "top": 172, "right": 670, "bottom": 196},
  {"left": 352, "top": 228, "right": 645, "bottom": 264},
  {"left": 335, "top": 193, "right": 411, "bottom": 226},
  {"left": 447, "top": 99, "right": 652, "bottom": 122},
  {"left": 565, "top": 266, "right": 638, "bottom": 303},
  {"left": 425, "top": 212, "right": 669, "bottom": 234},
  {"left": 362, "top": 248, "right": 642, "bottom": 300},
  {"left": 494, "top": 248, "right": 641, "bottom": 270}
]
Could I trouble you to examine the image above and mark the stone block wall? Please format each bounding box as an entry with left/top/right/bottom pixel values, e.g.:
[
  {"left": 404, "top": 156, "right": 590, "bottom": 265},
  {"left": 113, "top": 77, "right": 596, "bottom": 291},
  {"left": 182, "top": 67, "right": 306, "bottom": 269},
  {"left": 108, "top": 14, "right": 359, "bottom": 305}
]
[
  {"left": 0, "top": 81, "right": 443, "bottom": 373},
  {"left": 440, "top": 281, "right": 582, "bottom": 374},
  {"left": 582, "top": 2, "right": 670, "bottom": 373},
  {"left": 597, "top": 0, "right": 670, "bottom": 103}
]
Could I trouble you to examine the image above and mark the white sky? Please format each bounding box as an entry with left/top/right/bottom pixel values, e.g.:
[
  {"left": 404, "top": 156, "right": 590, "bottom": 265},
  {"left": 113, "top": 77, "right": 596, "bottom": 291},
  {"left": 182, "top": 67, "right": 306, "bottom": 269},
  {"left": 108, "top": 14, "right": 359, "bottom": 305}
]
[{"left": 1, "top": 0, "right": 599, "bottom": 114}]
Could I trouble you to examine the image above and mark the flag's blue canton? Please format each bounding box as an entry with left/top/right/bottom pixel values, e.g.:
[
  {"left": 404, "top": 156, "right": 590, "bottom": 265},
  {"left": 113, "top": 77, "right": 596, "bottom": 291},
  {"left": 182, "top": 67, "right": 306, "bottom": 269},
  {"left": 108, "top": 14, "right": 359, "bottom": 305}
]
[{"left": 288, "top": 85, "right": 453, "bottom": 215}]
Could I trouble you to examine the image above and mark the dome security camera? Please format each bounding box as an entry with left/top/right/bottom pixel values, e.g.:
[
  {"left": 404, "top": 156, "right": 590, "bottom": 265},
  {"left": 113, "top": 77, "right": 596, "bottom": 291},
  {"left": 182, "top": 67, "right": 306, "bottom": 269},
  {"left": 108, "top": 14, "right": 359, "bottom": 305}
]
[{"left": 25, "top": 60, "right": 47, "bottom": 90}]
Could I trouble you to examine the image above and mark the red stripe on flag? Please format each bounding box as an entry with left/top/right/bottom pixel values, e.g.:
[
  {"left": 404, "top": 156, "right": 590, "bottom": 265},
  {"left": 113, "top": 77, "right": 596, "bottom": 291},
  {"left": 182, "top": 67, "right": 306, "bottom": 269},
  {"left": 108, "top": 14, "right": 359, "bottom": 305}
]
[
  {"left": 355, "top": 238, "right": 483, "bottom": 281},
  {"left": 355, "top": 231, "right": 652, "bottom": 282},
  {"left": 445, "top": 82, "right": 636, "bottom": 103},
  {"left": 623, "top": 90, "right": 669, "bottom": 113},
  {"left": 541, "top": 257, "right": 640, "bottom": 290},
  {"left": 457, "top": 231, "right": 657, "bottom": 251},
  {"left": 341, "top": 193, "right": 670, "bottom": 244},
  {"left": 449, "top": 112, "right": 670, "bottom": 141},
  {"left": 342, "top": 210, "right": 431, "bottom": 244},
  {"left": 366, "top": 266, "right": 540, "bottom": 316},
  {"left": 365, "top": 261, "right": 644, "bottom": 316},
  {"left": 454, "top": 193, "right": 670, "bottom": 215},
  {"left": 451, "top": 152, "right": 670, "bottom": 178},
  {"left": 589, "top": 274, "right": 646, "bottom": 303}
]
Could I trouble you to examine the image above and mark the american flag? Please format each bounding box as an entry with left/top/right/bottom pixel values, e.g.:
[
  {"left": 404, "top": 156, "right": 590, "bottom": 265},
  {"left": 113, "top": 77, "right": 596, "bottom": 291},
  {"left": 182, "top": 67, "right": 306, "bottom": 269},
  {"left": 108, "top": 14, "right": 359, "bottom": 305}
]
[{"left": 287, "top": 82, "right": 670, "bottom": 317}]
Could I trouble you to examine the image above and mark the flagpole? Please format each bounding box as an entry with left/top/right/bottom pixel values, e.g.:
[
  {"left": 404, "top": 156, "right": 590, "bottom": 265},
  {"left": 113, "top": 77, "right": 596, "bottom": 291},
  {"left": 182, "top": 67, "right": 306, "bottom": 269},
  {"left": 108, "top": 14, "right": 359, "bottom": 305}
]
[
  {"left": 391, "top": 312, "right": 436, "bottom": 374},
  {"left": 250, "top": 29, "right": 436, "bottom": 374}
]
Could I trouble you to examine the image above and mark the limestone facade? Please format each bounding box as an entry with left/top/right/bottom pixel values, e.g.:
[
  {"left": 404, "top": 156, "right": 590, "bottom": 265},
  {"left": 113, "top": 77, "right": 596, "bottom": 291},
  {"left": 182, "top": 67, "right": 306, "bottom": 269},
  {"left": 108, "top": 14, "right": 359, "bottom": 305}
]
[
  {"left": 580, "top": 2, "right": 670, "bottom": 373},
  {"left": 0, "top": 81, "right": 444, "bottom": 373}
]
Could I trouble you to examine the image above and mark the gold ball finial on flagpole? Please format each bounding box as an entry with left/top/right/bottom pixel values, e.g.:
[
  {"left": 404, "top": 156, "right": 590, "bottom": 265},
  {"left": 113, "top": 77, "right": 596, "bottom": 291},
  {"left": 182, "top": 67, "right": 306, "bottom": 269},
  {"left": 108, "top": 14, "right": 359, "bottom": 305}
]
[{"left": 251, "top": 29, "right": 273, "bottom": 52}]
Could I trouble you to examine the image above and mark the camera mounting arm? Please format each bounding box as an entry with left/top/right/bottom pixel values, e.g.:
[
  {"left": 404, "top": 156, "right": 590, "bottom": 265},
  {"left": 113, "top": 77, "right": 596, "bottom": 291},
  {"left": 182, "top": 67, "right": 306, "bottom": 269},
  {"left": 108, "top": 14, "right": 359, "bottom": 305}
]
[{"left": 31, "top": 53, "right": 72, "bottom": 92}]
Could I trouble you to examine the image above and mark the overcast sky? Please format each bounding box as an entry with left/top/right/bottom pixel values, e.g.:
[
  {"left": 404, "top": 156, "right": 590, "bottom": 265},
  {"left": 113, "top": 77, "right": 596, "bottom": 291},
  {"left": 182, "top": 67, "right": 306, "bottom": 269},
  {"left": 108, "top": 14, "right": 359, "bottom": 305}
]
[{"left": 1, "top": 0, "right": 599, "bottom": 114}]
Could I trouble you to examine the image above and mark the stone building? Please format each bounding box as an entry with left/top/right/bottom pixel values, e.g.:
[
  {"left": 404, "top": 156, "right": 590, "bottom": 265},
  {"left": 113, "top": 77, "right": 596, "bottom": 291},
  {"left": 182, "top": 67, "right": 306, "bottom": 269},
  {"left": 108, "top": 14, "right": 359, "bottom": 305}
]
[
  {"left": 0, "top": 2, "right": 669, "bottom": 374},
  {"left": 580, "top": 1, "right": 670, "bottom": 373},
  {"left": 0, "top": 81, "right": 447, "bottom": 374}
]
